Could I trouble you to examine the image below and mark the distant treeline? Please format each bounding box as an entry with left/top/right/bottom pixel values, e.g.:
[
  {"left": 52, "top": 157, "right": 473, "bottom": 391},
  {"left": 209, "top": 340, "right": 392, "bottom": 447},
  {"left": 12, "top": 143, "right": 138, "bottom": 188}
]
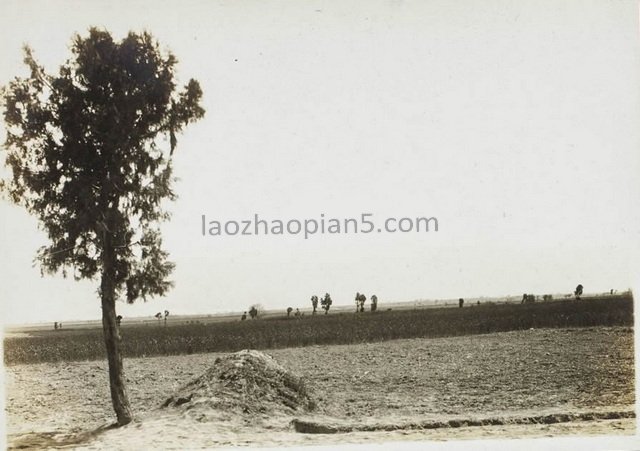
[{"left": 4, "top": 294, "right": 633, "bottom": 365}]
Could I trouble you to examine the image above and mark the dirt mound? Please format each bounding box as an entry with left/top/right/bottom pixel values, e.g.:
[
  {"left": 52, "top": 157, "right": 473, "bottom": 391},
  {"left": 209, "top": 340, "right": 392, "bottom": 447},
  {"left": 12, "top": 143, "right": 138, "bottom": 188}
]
[{"left": 161, "top": 350, "right": 317, "bottom": 418}]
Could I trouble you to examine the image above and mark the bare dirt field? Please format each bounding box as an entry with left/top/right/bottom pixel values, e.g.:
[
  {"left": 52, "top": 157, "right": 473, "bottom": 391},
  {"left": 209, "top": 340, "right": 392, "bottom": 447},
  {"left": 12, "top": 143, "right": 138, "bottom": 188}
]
[{"left": 4, "top": 327, "right": 635, "bottom": 449}]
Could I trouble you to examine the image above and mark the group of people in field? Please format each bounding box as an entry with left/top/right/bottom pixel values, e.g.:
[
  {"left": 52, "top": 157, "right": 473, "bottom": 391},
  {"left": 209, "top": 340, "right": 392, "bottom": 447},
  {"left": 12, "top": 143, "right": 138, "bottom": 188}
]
[
  {"left": 308, "top": 292, "right": 379, "bottom": 315},
  {"left": 241, "top": 306, "right": 259, "bottom": 321},
  {"left": 81, "top": 281, "right": 609, "bottom": 330},
  {"left": 310, "top": 293, "right": 333, "bottom": 314},
  {"left": 354, "top": 292, "right": 378, "bottom": 312},
  {"left": 79, "top": 282, "right": 599, "bottom": 330},
  {"left": 248, "top": 292, "right": 382, "bottom": 321},
  {"left": 311, "top": 292, "right": 379, "bottom": 314},
  {"left": 521, "top": 284, "right": 585, "bottom": 304},
  {"left": 111, "top": 283, "right": 598, "bottom": 327}
]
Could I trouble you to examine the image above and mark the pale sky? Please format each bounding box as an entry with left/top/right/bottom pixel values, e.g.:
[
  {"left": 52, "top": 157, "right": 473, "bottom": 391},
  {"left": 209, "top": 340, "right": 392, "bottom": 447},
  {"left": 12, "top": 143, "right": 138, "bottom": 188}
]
[{"left": 0, "top": 0, "right": 639, "bottom": 324}]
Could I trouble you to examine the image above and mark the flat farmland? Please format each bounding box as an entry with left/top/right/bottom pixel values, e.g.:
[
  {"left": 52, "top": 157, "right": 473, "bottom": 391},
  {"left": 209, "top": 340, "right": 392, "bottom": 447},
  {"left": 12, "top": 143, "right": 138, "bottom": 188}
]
[
  {"left": 3, "top": 295, "right": 633, "bottom": 365},
  {"left": 5, "top": 325, "right": 635, "bottom": 449}
]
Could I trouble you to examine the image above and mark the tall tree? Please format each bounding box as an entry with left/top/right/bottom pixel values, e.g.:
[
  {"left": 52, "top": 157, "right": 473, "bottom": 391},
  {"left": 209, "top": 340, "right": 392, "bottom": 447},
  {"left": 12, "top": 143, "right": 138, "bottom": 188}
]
[{"left": 1, "top": 28, "right": 204, "bottom": 425}]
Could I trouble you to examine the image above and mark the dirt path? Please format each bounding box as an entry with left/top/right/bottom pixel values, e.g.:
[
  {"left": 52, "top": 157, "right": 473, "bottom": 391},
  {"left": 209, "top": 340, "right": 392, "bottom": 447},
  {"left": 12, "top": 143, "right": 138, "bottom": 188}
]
[{"left": 5, "top": 327, "right": 635, "bottom": 448}]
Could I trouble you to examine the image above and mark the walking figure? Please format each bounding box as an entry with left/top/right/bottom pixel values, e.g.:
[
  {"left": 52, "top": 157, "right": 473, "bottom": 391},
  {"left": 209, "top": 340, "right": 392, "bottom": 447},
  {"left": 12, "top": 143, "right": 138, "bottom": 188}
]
[
  {"left": 521, "top": 293, "right": 535, "bottom": 304},
  {"left": 321, "top": 293, "right": 332, "bottom": 314},
  {"left": 355, "top": 292, "right": 366, "bottom": 312}
]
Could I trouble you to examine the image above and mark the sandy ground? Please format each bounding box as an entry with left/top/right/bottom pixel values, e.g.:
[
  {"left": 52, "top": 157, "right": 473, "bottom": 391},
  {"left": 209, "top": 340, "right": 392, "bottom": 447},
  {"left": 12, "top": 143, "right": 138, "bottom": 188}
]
[{"left": 4, "top": 327, "right": 635, "bottom": 449}]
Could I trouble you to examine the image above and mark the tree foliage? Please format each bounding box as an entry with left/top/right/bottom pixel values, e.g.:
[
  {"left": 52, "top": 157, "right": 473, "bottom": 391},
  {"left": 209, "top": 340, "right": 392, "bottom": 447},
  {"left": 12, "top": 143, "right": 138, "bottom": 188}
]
[
  {"left": 1, "top": 28, "right": 204, "bottom": 303},
  {"left": 2, "top": 28, "right": 205, "bottom": 425}
]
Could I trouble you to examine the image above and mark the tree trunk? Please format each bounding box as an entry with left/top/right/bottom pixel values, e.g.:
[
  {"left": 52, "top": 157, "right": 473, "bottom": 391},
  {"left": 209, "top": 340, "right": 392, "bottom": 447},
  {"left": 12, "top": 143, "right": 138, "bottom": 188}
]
[{"left": 101, "top": 231, "right": 133, "bottom": 426}]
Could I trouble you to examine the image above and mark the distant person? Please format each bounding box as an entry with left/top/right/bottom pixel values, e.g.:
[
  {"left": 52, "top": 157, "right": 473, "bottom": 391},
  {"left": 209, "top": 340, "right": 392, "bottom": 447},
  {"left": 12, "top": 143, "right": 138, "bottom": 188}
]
[
  {"left": 611, "top": 289, "right": 614, "bottom": 295},
  {"left": 54, "top": 322, "right": 58, "bottom": 330},
  {"left": 574, "top": 284, "right": 584, "bottom": 300},
  {"left": 521, "top": 294, "right": 535, "bottom": 304},
  {"left": 321, "top": 293, "right": 333, "bottom": 314},
  {"left": 241, "top": 312, "right": 247, "bottom": 321},
  {"left": 295, "top": 308, "right": 301, "bottom": 317},
  {"left": 459, "top": 298, "right": 464, "bottom": 308}
]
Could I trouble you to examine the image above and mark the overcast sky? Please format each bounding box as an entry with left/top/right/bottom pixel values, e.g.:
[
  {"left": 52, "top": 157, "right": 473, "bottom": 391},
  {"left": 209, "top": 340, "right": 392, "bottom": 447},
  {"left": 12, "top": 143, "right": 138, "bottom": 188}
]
[{"left": 1, "top": 0, "right": 639, "bottom": 325}]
